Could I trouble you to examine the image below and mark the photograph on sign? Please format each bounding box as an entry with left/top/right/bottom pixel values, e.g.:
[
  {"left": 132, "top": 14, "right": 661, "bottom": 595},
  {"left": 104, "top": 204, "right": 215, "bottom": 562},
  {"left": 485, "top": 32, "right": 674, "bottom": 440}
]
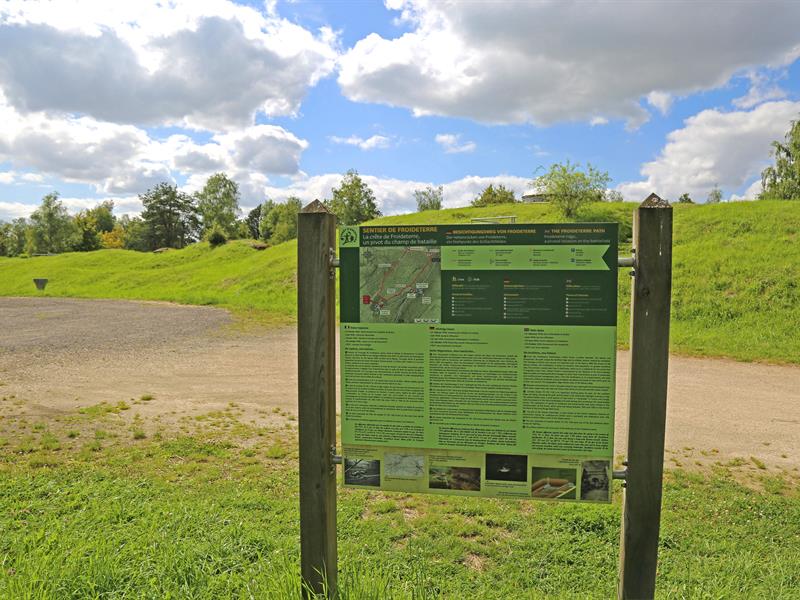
[{"left": 339, "top": 223, "right": 618, "bottom": 502}]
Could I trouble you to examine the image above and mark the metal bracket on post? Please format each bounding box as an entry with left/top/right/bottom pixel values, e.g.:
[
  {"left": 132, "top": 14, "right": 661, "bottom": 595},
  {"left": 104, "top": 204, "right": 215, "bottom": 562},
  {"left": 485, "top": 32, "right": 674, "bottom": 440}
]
[
  {"left": 329, "top": 248, "right": 339, "bottom": 279},
  {"left": 331, "top": 447, "right": 342, "bottom": 468},
  {"left": 617, "top": 256, "right": 635, "bottom": 268}
]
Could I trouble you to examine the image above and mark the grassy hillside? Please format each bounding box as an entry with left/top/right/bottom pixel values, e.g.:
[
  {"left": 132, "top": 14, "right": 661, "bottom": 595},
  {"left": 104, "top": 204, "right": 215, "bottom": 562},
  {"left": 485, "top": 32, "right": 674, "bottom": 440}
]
[
  {"left": 1, "top": 200, "right": 799, "bottom": 363},
  {"left": 0, "top": 237, "right": 298, "bottom": 324}
]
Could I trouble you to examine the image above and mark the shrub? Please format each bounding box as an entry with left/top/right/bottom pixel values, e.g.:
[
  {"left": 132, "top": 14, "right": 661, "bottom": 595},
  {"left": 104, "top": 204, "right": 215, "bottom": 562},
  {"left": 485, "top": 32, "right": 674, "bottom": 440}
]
[{"left": 207, "top": 226, "right": 227, "bottom": 248}]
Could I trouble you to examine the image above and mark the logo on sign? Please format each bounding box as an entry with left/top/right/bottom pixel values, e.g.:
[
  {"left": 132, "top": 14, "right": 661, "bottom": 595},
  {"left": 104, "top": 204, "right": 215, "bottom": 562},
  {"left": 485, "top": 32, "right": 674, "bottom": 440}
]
[{"left": 339, "top": 227, "right": 358, "bottom": 247}]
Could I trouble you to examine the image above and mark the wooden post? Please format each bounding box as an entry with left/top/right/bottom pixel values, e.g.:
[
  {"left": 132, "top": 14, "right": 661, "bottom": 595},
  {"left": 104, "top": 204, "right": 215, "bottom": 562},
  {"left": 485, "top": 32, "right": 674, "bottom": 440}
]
[
  {"left": 618, "top": 193, "right": 673, "bottom": 600},
  {"left": 298, "top": 200, "right": 337, "bottom": 598}
]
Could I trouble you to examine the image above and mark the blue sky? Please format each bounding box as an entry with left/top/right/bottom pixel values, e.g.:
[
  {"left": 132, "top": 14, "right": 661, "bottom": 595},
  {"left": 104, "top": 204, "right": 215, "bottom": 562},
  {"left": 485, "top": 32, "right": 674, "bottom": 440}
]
[{"left": 1, "top": 0, "right": 799, "bottom": 220}]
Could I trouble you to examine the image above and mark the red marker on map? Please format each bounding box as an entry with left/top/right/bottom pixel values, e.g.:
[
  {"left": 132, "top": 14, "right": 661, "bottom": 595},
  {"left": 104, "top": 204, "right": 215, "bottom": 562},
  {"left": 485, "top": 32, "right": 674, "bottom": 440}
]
[{"left": 362, "top": 295, "right": 371, "bottom": 304}]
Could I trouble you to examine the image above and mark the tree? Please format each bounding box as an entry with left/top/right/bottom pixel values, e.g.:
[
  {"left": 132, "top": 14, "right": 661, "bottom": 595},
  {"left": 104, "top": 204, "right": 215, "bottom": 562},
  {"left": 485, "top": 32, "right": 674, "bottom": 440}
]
[
  {"left": 195, "top": 173, "right": 241, "bottom": 237},
  {"left": 118, "top": 215, "right": 149, "bottom": 251},
  {"left": 0, "top": 218, "right": 28, "bottom": 257},
  {"left": 471, "top": 184, "right": 516, "bottom": 207},
  {"left": 139, "top": 183, "right": 200, "bottom": 250},
  {"left": 261, "top": 197, "right": 302, "bottom": 244},
  {"left": 87, "top": 200, "right": 115, "bottom": 233},
  {"left": 100, "top": 225, "right": 126, "bottom": 249},
  {"left": 258, "top": 199, "right": 276, "bottom": 241},
  {"left": 26, "top": 192, "right": 76, "bottom": 254},
  {"left": 245, "top": 204, "right": 262, "bottom": 239},
  {"left": 532, "top": 161, "right": 610, "bottom": 218},
  {"left": 677, "top": 193, "right": 694, "bottom": 204},
  {"left": 72, "top": 210, "right": 102, "bottom": 252},
  {"left": 414, "top": 185, "right": 443, "bottom": 211},
  {"left": 325, "top": 170, "right": 381, "bottom": 225},
  {"left": 707, "top": 185, "right": 723, "bottom": 204},
  {"left": 606, "top": 190, "right": 624, "bottom": 203},
  {"left": 760, "top": 118, "right": 800, "bottom": 200},
  {"left": 9, "top": 218, "right": 29, "bottom": 256},
  {"left": 0, "top": 222, "right": 12, "bottom": 257}
]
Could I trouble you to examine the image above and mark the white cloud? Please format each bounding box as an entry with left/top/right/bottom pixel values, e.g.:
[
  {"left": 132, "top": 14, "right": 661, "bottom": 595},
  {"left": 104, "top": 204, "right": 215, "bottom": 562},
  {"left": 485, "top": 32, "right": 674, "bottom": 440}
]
[
  {"left": 0, "top": 96, "right": 308, "bottom": 196},
  {"left": 441, "top": 175, "right": 530, "bottom": 208},
  {"left": 0, "top": 200, "right": 34, "bottom": 220},
  {"left": 590, "top": 116, "right": 609, "bottom": 127},
  {"left": 0, "top": 170, "right": 46, "bottom": 184},
  {"left": 330, "top": 134, "right": 392, "bottom": 150},
  {"left": 729, "top": 179, "right": 763, "bottom": 202},
  {"left": 339, "top": 1, "right": 800, "bottom": 127},
  {"left": 0, "top": 2, "right": 338, "bottom": 130},
  {"left": 0, "top": 195, "right": 143, "bottom": 220},
  {"left": 435, "top": 133, "right": 476, "bottom": 154},
  {"left": 617, "top": 100, "right": 800, "bottom": 203},
  {"left": 732, "top": 70, "right": 788, "bottom": 109},
  {"left": 646, "top": 91, "right": 673, "bottom": 115},
  {"left": 260, "top": 172, "right": 531, "bottom": 215}
]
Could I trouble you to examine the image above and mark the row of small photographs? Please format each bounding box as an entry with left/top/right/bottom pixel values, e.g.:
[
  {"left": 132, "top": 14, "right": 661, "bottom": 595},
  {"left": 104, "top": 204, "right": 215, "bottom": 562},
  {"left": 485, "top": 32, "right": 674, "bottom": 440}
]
[{"left": 343, "top": 454, "right": 610, "bottom": 501}]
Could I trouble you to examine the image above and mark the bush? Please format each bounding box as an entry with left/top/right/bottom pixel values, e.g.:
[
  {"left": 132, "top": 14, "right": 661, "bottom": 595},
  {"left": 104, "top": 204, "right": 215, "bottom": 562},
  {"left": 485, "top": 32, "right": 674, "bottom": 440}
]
[{"left": 207, "top": 226, "right": 227, "bottom": 248}]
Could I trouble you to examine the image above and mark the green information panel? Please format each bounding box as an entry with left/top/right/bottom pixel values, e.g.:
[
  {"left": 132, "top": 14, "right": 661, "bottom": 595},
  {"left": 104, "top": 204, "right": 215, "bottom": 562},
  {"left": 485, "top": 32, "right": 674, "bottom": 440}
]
[{"left": 339, "top": 224, "right": 617, "bottom": 502}]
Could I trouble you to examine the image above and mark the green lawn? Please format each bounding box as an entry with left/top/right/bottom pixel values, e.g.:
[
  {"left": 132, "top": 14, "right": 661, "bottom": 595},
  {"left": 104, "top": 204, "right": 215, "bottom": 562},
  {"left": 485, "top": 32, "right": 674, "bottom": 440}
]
[
  {"left": 2, "top": 200, "right": 799, "bottom": 363},
  {"left": 1, "top": 408, "right": 798, "bottom": 599}
]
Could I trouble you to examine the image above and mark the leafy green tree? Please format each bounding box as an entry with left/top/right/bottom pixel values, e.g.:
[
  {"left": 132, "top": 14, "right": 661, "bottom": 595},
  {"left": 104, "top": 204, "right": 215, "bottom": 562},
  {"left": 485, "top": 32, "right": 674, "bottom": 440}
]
[
  {"left": 325, "top": 170, "right": 381, "bottom": 225},
  {"left": 707, "top": 185, "right": 723, "bottom": 204},
  {"left": 118, "top": 215, "right": 150, "bottom": 251},
  {"left": 87, "top": 200, "right": 115, "bottom": 233},
  {"left": 195, "top": 173, "right": 241, "bottom": 237},
  {"left": 677, "top": 193, "right": 694, "bottom": 204},
  {"left": 414, "top": 185, "right": 443, "bottom": 211},
  {"left": 471, "top": 184, "right": 517, "bottom": 207},
  {"left": 0, "top": 220, "right": 28, "bottom": 257},
  {"left": 261, "top": 197, "right": 302, "bottom": 244},
  {"left": 245, "top": 205, "right": 262, "bottom": 239},
  {"left": 9, "top": 218, "right": 29, "bottom": 256},
  {"left": 139, "top": 183, "right": 200, "bottom": 250},
  {"left": 606, "top": 190, "right": 624, "bottom": 203},
  {"left": 760, "top": 118, "right": 800, "bottom": 200},
  {"left": 0, "top": 222, "right": 12, "bottom": 256},
  {"left": 532, "top": 161, "right": 610, "bottom": 218},
  {"left": 26, "top": 192, "right": 76, "bottom": 254},
  {"left": 71, "top": 210, "right": 102, "bottom": 252},
  {"left": 258, "top": 199, "right": 276, "bottom": 241}
]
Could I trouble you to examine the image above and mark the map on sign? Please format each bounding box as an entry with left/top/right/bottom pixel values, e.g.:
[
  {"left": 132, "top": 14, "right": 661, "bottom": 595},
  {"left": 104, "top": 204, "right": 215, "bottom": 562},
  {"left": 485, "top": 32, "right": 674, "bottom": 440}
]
[{"left": 359, "top": 246, "right": 441, "bottom": 323}]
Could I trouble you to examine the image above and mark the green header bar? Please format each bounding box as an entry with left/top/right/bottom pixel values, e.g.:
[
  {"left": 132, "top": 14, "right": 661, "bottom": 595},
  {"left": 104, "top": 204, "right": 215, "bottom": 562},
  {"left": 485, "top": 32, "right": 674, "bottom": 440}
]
[{"left": 441, "top": 244, "right": 610, "bottom": 270}]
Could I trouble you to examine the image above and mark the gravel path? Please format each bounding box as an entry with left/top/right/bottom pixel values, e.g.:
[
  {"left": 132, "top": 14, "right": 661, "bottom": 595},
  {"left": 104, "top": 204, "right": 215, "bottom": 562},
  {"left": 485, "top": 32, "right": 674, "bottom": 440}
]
[{"left": 1, "top": 297, "right": 799, "bottom": 471}]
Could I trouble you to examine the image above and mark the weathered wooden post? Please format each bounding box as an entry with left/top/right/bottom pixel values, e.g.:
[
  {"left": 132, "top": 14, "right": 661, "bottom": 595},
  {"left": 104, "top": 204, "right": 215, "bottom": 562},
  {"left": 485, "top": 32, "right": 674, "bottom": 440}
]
[
  {"left": 618, "top": 193, "right": 673, "bottom": 599},
  {"left": 298, "top": 200, "right": 337, "bottom": 598}
]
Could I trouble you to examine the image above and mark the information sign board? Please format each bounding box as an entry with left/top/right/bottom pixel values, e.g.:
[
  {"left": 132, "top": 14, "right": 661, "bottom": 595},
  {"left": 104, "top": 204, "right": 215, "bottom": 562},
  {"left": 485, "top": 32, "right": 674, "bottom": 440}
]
[{"left": 338, "top": 223, "right": 617, "bottom": 502}]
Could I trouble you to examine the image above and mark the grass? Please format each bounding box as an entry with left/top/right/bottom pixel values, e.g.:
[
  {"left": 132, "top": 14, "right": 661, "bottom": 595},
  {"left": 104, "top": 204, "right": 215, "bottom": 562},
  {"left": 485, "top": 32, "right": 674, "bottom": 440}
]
[
  {"left": 0, "top": 236, "right": 297, "bottom": 324},
  {"left": 0, "top": 415, "right": 799, "bottom": 599},
  {"left": 1, "top": 200, "right": 800, "bottom": 362}
]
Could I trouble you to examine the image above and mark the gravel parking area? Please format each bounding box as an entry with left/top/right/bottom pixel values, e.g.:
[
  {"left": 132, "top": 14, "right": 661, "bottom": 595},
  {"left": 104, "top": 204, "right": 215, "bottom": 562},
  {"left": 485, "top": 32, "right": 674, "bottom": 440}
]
[
  {"left": 0, "top": 297, "right": 296, "bottom": 426},
  {"left": 1, "top": 297, "right": 799, "bottom": 472}
]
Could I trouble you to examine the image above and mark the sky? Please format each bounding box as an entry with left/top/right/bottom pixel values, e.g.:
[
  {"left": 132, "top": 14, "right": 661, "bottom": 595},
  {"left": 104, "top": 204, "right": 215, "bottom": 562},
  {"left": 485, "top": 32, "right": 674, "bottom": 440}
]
[{"left": 1, "top": 0, "right": 799, "bottom": 221}]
